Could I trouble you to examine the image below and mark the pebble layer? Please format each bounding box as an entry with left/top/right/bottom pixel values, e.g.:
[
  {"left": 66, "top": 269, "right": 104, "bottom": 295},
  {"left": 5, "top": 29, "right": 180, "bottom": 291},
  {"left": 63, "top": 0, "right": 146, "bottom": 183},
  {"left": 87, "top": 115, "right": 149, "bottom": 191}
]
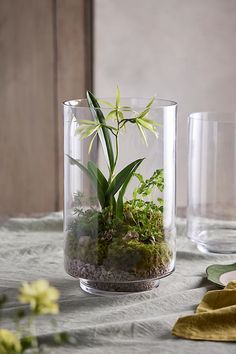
[{"left": 65, "top": 256, "right": 172, "bottom": 292}]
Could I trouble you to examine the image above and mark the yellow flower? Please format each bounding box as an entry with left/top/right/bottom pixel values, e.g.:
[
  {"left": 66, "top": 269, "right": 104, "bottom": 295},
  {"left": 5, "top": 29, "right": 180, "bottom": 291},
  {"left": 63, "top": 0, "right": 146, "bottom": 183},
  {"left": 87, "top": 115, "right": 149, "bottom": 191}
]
[
  {"left": 0, "top": 329, "right": 22, "bottom": 354},
  {"left": 18, "top": 279, "right": 60, "bottom": 315}
]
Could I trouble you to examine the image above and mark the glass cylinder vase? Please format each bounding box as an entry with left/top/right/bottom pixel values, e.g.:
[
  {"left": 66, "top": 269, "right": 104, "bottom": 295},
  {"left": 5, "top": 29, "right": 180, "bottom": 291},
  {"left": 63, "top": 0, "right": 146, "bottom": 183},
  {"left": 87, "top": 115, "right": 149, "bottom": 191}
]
[
  {"left": 64, "top": 95, "right": 177, "bottom": 294},
  {"left": 187, "top": 112, "right": 236, "bottom": 253}
]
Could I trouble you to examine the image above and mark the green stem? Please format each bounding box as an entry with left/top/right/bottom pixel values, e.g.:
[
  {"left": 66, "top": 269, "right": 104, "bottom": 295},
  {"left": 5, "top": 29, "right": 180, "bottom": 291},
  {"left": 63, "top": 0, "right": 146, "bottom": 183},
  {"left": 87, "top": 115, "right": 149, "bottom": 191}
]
[
  {"left": 113, "top": 108, "right": 121, "bottom": 172},
  {"left": 114, "top": 133, "right": 119, "bottom": 170},
  {"left": 28, "top": 314, "right": 38, "bottom": 349},
  {"left": 100, "top": 124, "right": 117, "bottom": 136},
  {"left": 107, "top": 108, "right": 120, "bottom": 190}
]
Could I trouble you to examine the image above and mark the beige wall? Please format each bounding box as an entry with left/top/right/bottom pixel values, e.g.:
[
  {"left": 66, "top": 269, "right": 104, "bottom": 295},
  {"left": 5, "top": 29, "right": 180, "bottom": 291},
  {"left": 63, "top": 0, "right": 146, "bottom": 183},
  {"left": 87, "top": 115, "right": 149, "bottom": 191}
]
[
  {"left": 0, "top": 0, "right": 92, "bottom": 216},
  {"left": 94, "top": 0, "right": 236, "bottom": 209}
]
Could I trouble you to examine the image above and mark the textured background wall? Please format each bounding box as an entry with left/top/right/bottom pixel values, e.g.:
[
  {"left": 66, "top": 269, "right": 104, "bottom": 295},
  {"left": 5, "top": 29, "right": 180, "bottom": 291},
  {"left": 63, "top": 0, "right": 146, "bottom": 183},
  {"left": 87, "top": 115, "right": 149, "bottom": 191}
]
[{"left": 94, "top": 0, "right": 236, "bottom": 210}]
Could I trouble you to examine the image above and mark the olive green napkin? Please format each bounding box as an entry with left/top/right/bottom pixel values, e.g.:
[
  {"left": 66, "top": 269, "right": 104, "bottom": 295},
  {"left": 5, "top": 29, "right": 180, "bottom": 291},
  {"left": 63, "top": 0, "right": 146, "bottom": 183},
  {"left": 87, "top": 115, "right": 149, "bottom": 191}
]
[{"left": 172, "top": 281, "right": 236, "bottom": 341}]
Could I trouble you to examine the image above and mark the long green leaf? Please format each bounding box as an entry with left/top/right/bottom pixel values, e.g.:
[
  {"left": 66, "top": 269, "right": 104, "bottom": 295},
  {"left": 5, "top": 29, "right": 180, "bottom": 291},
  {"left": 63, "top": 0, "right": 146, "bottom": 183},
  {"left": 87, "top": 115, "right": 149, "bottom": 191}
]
[
  {"left": 87, "top": 159, "right": 116, "bottom": 209},
  {"left": 145, "top": 96, "right": 156, "bottom": 109},
  {"left": 137, "top": 107, "right": 150, "bottom": 120},
  {"left": 79, "top": 119, "right": 98, "bottom": 125},
  {"left": 116, "top": 85, "right": 120, "bottom": 107},
  {"left": 67, "top": 155, "right": 106, "bottom": 208},
  {"left": 106, "top": 158, "right": 145, "bottom": 199},
  {"left": 137, "top": 118, "right": 158, "bottom": 138},
  {"left": 105, "top": 109, "right": 117, "bottom": 120},
  {"left": 76, "top": 124, "right": 100, "bottom": 140},
  {"left": 116, "top": 158, "right": 144, "bottom": 218},
  {"left": 87, "top": 161, "right": 108, "bottom": 194},
  {"left": 136, "top": 123, "right": 148, "bottom": 145},
  {"left": 88, "top": 132, "right": 98, "bottom": 153},
  {"left": 98, "top": 99, "right": 114, "bottom": 108},
  {"left": 67, "top": 155, "right": 92, "bottom": 179},
  {"left": 86, "top": 91, "right": 115, "bottom": 171}
]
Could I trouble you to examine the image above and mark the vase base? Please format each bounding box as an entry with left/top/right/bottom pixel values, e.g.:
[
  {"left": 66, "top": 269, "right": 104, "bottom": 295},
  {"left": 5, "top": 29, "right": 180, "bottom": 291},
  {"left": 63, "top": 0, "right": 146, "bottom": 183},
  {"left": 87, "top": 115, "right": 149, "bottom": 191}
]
[
  {"left": 197, "top": 242, "right": 236, "bottom": 254},
  {"left": 79, "top": 278, "right": 160, "bottom": 296},
  {"left": 189, "top": 229, "right": 236, "bottom": 254}
]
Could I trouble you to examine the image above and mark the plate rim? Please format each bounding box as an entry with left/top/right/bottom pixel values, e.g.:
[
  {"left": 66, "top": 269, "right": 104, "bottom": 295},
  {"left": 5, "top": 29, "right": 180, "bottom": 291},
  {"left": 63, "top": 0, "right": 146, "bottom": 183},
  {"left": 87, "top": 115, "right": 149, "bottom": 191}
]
[{"left": 206, "top": 262, "right": 236, "bottom": 286}]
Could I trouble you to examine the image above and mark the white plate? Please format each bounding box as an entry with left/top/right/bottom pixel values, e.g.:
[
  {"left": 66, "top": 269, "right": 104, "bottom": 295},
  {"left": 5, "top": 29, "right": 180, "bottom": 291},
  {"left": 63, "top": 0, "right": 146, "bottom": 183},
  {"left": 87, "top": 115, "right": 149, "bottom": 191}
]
[{"left": 219, "top": 270, "right": 236, "bottom": 286}]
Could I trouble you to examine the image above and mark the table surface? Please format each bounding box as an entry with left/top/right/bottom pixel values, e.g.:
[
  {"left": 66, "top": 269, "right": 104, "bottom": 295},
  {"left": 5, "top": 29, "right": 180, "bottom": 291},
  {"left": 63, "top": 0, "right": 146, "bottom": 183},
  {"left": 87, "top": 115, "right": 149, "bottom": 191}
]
[{"left": 0, "top": 213, "right": 236, "bottom": 354}]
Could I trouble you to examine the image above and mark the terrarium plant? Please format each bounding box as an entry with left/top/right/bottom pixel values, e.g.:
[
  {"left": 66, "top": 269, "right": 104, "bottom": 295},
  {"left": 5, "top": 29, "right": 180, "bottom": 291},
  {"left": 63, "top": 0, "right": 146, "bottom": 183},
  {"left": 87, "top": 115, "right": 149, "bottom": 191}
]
[{"left": 64, "top": 87, "right": 176, "bottom": 293}]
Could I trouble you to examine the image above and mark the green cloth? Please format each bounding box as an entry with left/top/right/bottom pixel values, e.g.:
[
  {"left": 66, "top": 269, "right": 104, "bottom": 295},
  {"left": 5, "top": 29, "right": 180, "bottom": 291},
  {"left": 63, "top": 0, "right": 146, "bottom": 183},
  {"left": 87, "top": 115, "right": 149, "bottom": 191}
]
[{"left": 172, "top": 281, "right": 236, "bottom": 341}]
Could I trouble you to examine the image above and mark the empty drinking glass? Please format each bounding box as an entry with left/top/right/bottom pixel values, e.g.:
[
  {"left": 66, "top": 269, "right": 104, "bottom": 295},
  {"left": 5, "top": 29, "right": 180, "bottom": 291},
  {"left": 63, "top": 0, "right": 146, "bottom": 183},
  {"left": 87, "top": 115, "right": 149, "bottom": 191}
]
[{"left": 187, "top": 112, "right": 236, "bottom": 253}]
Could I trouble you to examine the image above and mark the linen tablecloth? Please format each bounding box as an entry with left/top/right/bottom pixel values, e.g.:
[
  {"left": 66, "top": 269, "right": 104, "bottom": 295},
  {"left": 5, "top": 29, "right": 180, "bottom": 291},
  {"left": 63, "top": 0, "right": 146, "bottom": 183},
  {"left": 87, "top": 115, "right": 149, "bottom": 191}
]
[{"left": 0, "top": 213, "right": 236, "bottom": 353}]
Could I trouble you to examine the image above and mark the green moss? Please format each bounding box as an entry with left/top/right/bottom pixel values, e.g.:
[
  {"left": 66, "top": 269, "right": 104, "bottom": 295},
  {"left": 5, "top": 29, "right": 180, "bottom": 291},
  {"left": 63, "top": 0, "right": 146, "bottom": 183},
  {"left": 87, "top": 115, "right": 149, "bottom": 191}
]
[
  {"left": 65, "top": 199, "right": 172, "bottom": 276},
  {"left": 105, "top": 239, "right": 172, "bottom": 276},
  {"left": 123, "top": 200, "right": 164, "bottom": 243}
]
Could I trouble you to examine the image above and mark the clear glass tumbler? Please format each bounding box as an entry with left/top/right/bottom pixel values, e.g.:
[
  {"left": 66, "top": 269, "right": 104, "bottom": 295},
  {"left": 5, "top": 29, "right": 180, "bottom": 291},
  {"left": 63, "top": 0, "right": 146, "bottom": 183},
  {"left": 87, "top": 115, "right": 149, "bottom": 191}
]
[
  {"left": 64, "top": 95, "right": 177, "bottom": 294},
  {"left": 187, "top": 112, "right": 236, "bottom": 253}
]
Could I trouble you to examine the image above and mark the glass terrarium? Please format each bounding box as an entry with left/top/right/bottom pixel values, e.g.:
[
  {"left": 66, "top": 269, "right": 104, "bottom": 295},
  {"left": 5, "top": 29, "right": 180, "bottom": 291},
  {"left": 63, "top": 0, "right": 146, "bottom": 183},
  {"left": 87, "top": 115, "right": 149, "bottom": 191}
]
[{"left": 63, "top": 90, "right": 177, "bottom": 295}]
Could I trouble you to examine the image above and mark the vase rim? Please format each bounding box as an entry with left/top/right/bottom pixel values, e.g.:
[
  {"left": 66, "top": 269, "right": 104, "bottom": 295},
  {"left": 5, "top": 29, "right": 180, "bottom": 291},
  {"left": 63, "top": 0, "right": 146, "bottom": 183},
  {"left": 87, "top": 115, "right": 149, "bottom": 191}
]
[
  {"left": 63, "top": 97, "right": 177, "bottom": 109},
  {"left": 189, "top": 112, "right": 236, "bottom": 123}
]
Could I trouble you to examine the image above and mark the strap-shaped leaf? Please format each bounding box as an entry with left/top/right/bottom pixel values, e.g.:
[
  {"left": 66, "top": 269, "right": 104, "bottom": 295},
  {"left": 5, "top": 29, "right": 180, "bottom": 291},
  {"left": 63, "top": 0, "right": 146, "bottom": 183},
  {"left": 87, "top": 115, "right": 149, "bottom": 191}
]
[
  {"left": 87, "top": 161, "right": 108, "bottom": 207},
  {"left": 116, "top": 158, "right": 144, "bottom": 218},
  {"left": 98, "top": 99, "right": 114, "bottom": 108},
  {"left": 116, "top": 85, "right": 120, "bottom": 108},
  {"left": 86, "top": 91, "right": 115, "bottom": 171},
  {"left": 106, "top": 158, "right": 145, "bottom": 199},
  {"left": 67, "top": 155, "right": 92, "bottom": 179},
  {"left": 136, "top": 123, "right": 148, "bottom": 145},
  {"left": 145, "top": 96, "right": 156, "bottom": 109},
  {"left": 67, "top": 155, "right": 106, "bottom": 208}
]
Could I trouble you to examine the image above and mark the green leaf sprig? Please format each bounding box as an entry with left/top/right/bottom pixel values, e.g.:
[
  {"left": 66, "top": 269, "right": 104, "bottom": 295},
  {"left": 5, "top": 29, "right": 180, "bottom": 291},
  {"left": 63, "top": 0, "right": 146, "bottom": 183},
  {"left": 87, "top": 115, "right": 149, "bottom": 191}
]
[{"left": 133, "top": 169, "right": 164, "bottom": 212}]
